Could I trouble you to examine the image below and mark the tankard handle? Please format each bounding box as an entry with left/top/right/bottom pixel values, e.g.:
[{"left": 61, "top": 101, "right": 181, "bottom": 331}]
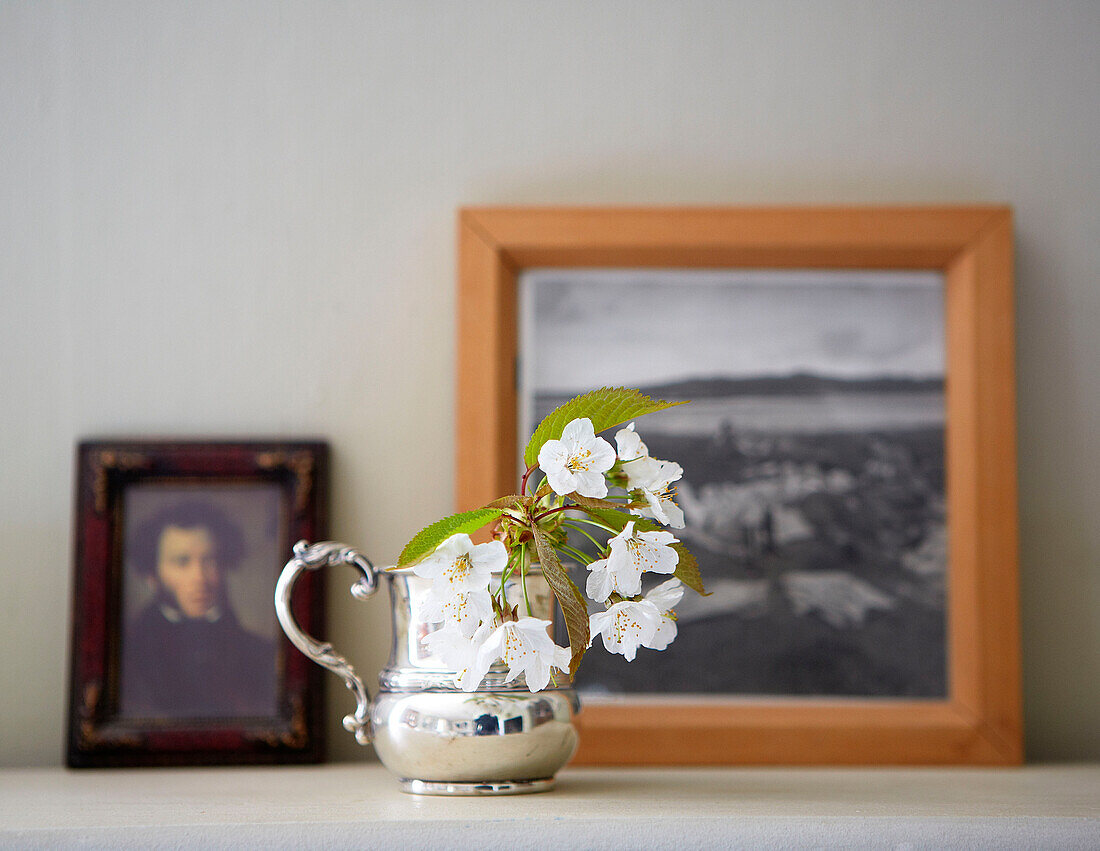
[{"left": 275, "top": 539, "right": 378, "bottom": 745}]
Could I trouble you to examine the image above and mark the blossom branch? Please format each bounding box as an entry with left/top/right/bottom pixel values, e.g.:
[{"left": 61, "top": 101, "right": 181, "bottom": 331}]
[
  {"left": 530, "top": 504, "right": 575, "bottom": 524},
  {"left": 519, "top": 463, "right": 538, "bottom": 496},
  {"left": 397, "top": 403, "right": 700, "bottom": 695}
]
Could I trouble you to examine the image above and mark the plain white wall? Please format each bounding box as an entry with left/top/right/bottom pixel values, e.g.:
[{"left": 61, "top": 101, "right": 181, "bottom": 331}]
[{"left": 1, "top": 0, "right": 1097, "bottom": 765}]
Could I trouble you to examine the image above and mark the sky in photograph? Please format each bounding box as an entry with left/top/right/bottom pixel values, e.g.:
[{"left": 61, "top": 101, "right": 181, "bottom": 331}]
[{"left": 520, "top": 269, "right": 945, "bottom": 392}]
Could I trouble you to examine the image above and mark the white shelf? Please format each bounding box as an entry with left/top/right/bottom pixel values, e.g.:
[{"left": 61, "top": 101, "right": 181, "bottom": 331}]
[{"left": 2, "top": 764, "right": 1097, "bottom": 848}]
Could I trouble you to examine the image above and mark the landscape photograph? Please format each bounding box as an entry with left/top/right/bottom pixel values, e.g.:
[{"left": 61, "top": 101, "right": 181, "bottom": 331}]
[{"left": 519, "top": 269, "right": 948, "bottom": 698}]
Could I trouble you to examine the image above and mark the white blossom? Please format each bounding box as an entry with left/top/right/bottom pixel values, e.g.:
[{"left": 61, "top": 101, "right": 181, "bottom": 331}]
[
  {"left": 584, "top": 558, "right": 619, "bottom": 603},
  {"left": 412, "top": 533, "right": 505, "bottom": 595},
  {"left": 615, "top": 424, "right": 686, "bottom": 528},
  {"left": 623, "top": 456, "right": 686, "bottom": 528},
  {"left": 476, "top": 617, "right": 571, "bottom": 692},
  {"left": 601, "top": 521, "right": 679, "bottom": 597},
  {"left": 537, "top": 417, "right": 616, "bottom": 498},
  {"left": 420, "top": 586, "right": 494, "bottom": 637},
  {"left": 642, "top": 578, "right": 684, "bottom": 651},
  {"left": 614, "top": 422, "right": 648, "bottom": 461},
  {"left": 589, "top": 600, "right": 663, "bottom": 661},
  {"left": 422, "top": 622, "right": 494, "bottom": 691}
]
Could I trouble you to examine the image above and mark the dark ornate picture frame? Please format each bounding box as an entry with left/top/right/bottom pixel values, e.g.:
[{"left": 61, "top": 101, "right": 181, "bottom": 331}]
[{"left": 66, "top": 440, "right": 328, "bottom": 767}]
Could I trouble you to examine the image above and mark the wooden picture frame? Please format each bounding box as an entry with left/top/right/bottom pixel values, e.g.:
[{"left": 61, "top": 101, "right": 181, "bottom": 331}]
[
  {"left": 67, "top": 440, "right": 328, "bottom": 767},
  {"left": 456, "top": 206, "right": 1021, "bottom": 765}
]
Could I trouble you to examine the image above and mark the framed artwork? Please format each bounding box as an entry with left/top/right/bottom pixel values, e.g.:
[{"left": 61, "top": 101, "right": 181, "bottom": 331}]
[
  {"left": 67, "top": 441, "right": 328, "bottom": 767},
  {"left": 456, "top": 207, "right": 1021, "bottom": 765}
]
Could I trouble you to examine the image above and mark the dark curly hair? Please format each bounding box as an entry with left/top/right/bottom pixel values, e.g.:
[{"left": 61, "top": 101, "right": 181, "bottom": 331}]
[{"left": 128, "top": 499, "right": 246, "bottom": 576}]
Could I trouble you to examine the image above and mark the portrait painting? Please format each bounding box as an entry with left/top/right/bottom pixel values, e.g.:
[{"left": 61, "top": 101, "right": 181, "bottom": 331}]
[
  {"left": 67, "top": 441, "right": 327, "bottom": 767},
  {"left": 520, "top": 268, "right": 947, "bottom": 699},
  {"left": 118, "top": 485, "right": 283, "bottom": 721}
]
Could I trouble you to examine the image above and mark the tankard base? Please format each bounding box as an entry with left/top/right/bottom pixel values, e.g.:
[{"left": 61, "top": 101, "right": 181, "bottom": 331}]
[{"left": 401, "top": 777, "right": 555, "bottom": 796}]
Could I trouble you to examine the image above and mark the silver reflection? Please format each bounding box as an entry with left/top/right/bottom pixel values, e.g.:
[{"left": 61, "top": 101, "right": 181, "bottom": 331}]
[{"left": 276, "top": 541, "right": 580, "bottom": 794}]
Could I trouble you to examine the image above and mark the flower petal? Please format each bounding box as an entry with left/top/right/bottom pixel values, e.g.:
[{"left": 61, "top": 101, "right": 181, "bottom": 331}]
[
  {"left": 470, "top": 540, "right": 508, "bottom": 573},
  {"left": 573, "top": 469, "right": 609, "bottom": 499},
  {"left": 645, "top": 578, "right": 685, "bottom": 612},
  {"left": 588, "top": 611, "right": 611, "bottom": 647},
  {"left": 644, "top": 616, "right": 677, "bottom": 651},
  {"left": 614, "top": 423, "right": 647, "bottom": 461},
  {"left": 660, "top": 497, "right": 686, "bottom": 529},
  {"left": 545, "top": 466, "right": 579, "bottom": 496},
  {"left": 537, "top": 438, "right": 570, "bottom": 471},
  {"left": 586, "top": 559, "right": 615, "bottom": 602},
  {"left": 587, "top": 436, "right": 617, "bottom": 471},
  {"left": 525, "top": 658, "right": 552, "bottom": 692},
  {"left": 560, "top": 417, "right": 596, "bottom": 444}
]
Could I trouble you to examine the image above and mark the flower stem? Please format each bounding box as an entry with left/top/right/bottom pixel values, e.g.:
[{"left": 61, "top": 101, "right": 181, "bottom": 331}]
[
  {"left": 520, "top": 464, "right": 538, "bottom": 495},
  {"left": 499, "top": 547, "right": 521, "bottom": 603},
  {"left": 563, "top": 522, "right": 610, "bottom": 555},
  {"left": 530, "top": 504, "right": 575, "bottom": 523},
  {"left": 557, "top": 542, "right": 594, "bottom": 567},
  {"left": 520, "top": 543, "right": 532, "bottom": 617},
  {"left": 567, "top": 515, "right": 621, "bottom": 535}
]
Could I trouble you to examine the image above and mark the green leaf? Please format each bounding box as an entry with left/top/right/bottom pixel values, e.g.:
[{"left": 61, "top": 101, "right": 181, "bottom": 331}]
[
  {"left": 523, "top": 386, "right": 686, "bottom": 468},
  {"left": 397, "top": 508, "right": 503, "bottom": 567},
  {"left": 568, "top": 493, "right": 627, "bottom": 512},
  {"left": 482, "top": 494, "right": 532, "bottom": 511},
  {"left": 572, "top": 506, "right": 708, "bottom": 596},
  {"left": 670, "top": 543, "right": 707, "bottom": 596},
  {"left": 531, "top": 524, "right": 590, "bottom": 677}
]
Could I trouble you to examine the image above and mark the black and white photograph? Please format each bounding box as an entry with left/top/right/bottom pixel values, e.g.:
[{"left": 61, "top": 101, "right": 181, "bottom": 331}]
[
  {"left": 118, "top": 484, "right": 284, "bottom": 721},
  {"left": 521, "top": 268, "right": 948, "bottom": 698}
]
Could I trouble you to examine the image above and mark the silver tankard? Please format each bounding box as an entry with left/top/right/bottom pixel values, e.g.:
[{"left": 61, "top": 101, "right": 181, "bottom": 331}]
[{"left": 275, "top": 540, "right": 580, "bottom": 795}]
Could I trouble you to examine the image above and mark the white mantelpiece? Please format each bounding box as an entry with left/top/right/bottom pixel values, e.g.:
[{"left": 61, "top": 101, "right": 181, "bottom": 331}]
[{"left": 1, "top": 764, "right": 1096, "bottom": 848}]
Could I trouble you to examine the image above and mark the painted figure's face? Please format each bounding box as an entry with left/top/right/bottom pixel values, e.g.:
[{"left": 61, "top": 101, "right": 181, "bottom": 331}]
[{"left": 155, "top": 525, "right": 222, "bottom": 618}]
